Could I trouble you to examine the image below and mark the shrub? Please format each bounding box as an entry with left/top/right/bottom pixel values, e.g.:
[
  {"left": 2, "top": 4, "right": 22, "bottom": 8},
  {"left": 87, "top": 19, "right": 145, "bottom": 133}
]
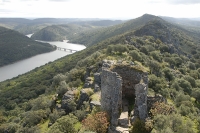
[
  {"left": 150, "top": 51, "right": 162, "bottom": 62},
  {"left": 150, "top": 102, "right": 174, "bottom": 117},
  {"left": 159, "top": 45, "right": 169, "bottom": 53},
  {"left": 48, "top": 114, "right": 81, "bottom": 133},
  {"left": 162, "top": 67, "right": 174, "bottom": 82},
  {"left": 129, "top": 50, "right": 142, "bottom": 62},
  {"left": 183, "top": 75, "right": 196, "bottom": 87},
  {"left": 131, "top": 118, "right": 151, "bottom": 133},
  {"left": 82, "top": 112, "right": 109, "bottom": 133},
  {"left": 106, "top": 44, "right": 129, "bottom": 54},
  {"left": 148, "top": 75, "right": 167, "bottom": 93},
  {"left": 73, "top": 110, "right": 86, "bottom": 121}
]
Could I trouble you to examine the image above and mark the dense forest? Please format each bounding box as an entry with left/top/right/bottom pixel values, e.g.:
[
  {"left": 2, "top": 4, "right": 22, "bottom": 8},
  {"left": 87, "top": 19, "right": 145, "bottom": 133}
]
[
  {"left": 0, "top": 26, "right": 55, "bottom": 67},
  {"left": 0, "top": 14, "right": 200, "bottom": 133}
]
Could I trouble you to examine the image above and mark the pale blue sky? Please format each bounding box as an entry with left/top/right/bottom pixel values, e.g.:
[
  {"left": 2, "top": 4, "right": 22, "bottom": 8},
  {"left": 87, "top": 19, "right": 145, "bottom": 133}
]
[{"left": 0, "top": 0, "right": 200, "bottom": 19}]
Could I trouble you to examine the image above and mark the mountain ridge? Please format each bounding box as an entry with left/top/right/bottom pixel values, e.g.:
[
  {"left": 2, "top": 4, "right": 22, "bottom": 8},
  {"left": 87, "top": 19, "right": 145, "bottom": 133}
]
[{"left": 0, "top": 14, "right": 200, "bottom": 132}]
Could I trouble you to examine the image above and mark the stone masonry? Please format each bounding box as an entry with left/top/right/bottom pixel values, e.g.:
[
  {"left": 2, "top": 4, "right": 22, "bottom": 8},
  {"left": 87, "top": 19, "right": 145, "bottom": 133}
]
[{"left": 100, "top": 60, "right": 148, "bottom": 132}]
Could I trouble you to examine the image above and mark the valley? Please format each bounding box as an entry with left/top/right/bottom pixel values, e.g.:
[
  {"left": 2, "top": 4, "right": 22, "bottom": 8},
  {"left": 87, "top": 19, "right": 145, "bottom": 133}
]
[{"left": 0, "top": 14, "right": 200, "bottom": 133}]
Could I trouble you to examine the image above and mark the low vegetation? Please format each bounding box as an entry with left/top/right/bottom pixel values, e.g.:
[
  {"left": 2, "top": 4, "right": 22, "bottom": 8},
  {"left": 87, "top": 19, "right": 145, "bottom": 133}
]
[{"left": 0, "top": 14, "right": 200, "bottom": 132}]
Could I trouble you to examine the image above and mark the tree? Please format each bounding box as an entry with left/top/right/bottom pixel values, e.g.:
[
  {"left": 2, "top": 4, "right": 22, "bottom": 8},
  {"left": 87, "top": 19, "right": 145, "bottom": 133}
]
[
  {"left": 177, "top": 79, "right": 192, "bottom": 94},
  {"left": 153, "top": 113, "right": 197, "bottom": 133},
  {"left": 150, "top": 51, "right": 162, "bottom": 62},
  {"left": 174, "top": 57, "right": 182, "bottom": 67},
  {"left": 159, "top": 45, "right": 169, "bottom": 53},
  {"left": 162, "top": 67, "right": 174, "bottom": 82},
  {"left": 148, "top": 75, "right": 167, "bottom": 93},
  {"left": 191, "top": 88, "right": 200, "bottom": 103},
  {"left": 148, "top": 60, "right": 161, "bottom": 75},
  {"left": 183, "top": 75, "right": 196, "bottom": 88}
]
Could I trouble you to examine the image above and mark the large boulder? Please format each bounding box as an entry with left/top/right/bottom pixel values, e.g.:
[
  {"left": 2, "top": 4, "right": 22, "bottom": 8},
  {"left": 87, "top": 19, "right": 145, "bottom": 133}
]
[
  {"left": 61, "top": 90, "right": 76, "bottom": 113},
  {"left": 83, "top": 77, "right": 94, "bottom": 88},
  {"left": 77, "top": 88, "right": 93, "bottom": 109}
]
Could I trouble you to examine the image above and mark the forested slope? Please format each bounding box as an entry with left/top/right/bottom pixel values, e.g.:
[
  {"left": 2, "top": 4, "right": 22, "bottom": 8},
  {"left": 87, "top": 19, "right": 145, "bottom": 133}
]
[
  {"left": 0, "top": 15, "right": 200, "bottom": 132},
  {"left": 0, "top": 26, "right": 55, "bottom": 66},
  {"left": 69, "top": 14, "right": 161, "bottom": 46},
  {"left": 31, "top": 24, "right": 95, "bottom": 41}
]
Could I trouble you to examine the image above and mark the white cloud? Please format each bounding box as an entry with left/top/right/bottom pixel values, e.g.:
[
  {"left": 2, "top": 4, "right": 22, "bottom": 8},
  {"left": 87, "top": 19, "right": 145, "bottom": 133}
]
[{"left": 0, "top": 0, "right": 200, "bottom": 18}]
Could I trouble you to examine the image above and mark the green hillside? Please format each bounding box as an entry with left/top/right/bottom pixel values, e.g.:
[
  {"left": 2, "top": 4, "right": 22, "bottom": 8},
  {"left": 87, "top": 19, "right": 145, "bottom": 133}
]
[
  {"left": 69, "top": 14, "right": 161, "bottom": 46},
  {"left": 0, "top": 15, "right": 200, "bottom": 132},
  {"left": 0, "top": 26, "right": 55, "bottom": 67},
  {"left": 31, "top": 20, "right": 124, "bottom": 42},
  {"left": 0, "top": 18, "right": 123, "bottom": 35},
  {"left": 31, "top": 24, "right": 96, "bottom": 41},
  {"left": 133, "top": 19, "right": 200, "bottom": 55}
]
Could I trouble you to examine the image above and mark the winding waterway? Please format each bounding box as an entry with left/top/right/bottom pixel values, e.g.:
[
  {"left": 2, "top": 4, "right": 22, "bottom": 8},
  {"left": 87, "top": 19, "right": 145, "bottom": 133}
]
[{"left": 0, "top": 34, "right": 85, "bottom": 82}]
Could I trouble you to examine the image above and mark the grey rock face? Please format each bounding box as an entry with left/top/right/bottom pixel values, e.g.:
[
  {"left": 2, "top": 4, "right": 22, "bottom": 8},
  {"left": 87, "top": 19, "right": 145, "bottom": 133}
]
[
  {"left": 83, "top": 77, "right": 93, "bottom": 88},
  {"left": 85, "top": 66, "right": 95, "bottom": 79},
  {"left": 94, "top": 73, "right": 101, "bottom": 84},
  {"left": 61, "top": 90, "right": 75, "bottom": 113},
  {"left": 101, "top": 68, "right": 122, "bottom": 127},
  {"left": 77, "top": 89, "right": 90, "bottom": 109},
  {"left": 133, "top": 83, "right": 148, "bottom": 121},
  {"left": 94, "top": 73, "right": 101, "bottom": 92},
  {"left": 94, "top": 84, "right": 100, "bottom": 92}
]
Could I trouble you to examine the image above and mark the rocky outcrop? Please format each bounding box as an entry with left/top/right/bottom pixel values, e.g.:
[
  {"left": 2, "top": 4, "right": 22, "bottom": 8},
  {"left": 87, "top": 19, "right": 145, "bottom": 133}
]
[
  {"left": 94, "top": 73, "right": 101, "bottom": 92},
  {"left": 83, "top": 77, "right": 93, "bottom": 88},
  {"left": 61, "top": 90, "right": 75, "bottom": 113},
  {"left": 85, "top": 66, "right": 95, "bottom": 79},
  {"left": 147, "top": 94, "right": 167, "bottom": 111},
  {"left": 77, "top": 89, "right": 90, "bottom": 109}
]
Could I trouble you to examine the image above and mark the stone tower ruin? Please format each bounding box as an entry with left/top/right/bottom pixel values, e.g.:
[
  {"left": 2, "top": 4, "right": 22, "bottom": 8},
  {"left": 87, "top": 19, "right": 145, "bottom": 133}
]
[{"left": 100, "top": 60, "right": 148, "bottom": 132}]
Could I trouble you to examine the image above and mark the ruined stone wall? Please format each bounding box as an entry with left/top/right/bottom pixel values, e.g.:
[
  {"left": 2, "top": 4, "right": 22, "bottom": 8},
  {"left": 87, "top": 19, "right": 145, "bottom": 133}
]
[
  {"left": 100, "top": 60, "right": 149, "bottom": 131},
  {"left": 101, "top": 68, "right": 122, "bottom": 127},
  {"left": 112, "top": 65, "right": 148, "bottom": 98},
  {"left": 134, "top": 83, "right": 148, "bottom": 120}
]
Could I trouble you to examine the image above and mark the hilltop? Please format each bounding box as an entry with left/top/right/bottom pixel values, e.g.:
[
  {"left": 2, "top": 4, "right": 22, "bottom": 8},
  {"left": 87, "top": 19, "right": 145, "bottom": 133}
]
[
  {"left": 0, "top": 26, "right": 55, "bottom": 67},
  {"left": 0, "top": 14, "right": 200, "bottom": 132},
  {"left": 69, "top": 14, "right": 161, "bottom": 46}
]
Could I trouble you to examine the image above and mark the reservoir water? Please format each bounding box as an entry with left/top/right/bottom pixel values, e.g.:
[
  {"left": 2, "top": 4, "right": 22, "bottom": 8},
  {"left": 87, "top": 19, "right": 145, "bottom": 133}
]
[{"left": 0, "top": 35, "right": 85, "bottom": 82}]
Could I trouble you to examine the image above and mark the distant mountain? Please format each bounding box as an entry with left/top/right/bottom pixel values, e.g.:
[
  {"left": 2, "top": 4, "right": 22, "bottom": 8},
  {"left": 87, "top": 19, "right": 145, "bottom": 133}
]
[
  {"left": 0, "top": 18, "right": 123, "bottom": 35},
  {"left": 0, "top": 26, "right": 55, "bottom": 66},
  {"left": 161, "top": 16, "right": 200, "bottom": 28},
  {"left": 69, "top": 20, "right": 124, "bottom": 27},
  {"left": 69, "top": 14, "right": 161, "bottom": 46},
  {"left": 31, "top": 24, "right": 96, "bottom": 41}
]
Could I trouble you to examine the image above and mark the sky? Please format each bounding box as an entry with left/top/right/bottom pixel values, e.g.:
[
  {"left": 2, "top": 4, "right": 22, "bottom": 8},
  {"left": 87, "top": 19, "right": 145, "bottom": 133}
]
[{"left": 0, "top": 0, "right": 200, "bottom": 19}]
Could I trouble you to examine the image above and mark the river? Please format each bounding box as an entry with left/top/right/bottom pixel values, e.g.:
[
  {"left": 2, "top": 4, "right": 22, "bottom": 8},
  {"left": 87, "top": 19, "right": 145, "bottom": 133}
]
[{"left": 0, "top": 34, "right": 85, "bottom": 82}]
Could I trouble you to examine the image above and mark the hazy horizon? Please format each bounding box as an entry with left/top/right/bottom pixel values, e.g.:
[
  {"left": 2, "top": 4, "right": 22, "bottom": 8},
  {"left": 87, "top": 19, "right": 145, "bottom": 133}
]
[{"left": 1, "top": 0, "right": 200, "bottom": 19}]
